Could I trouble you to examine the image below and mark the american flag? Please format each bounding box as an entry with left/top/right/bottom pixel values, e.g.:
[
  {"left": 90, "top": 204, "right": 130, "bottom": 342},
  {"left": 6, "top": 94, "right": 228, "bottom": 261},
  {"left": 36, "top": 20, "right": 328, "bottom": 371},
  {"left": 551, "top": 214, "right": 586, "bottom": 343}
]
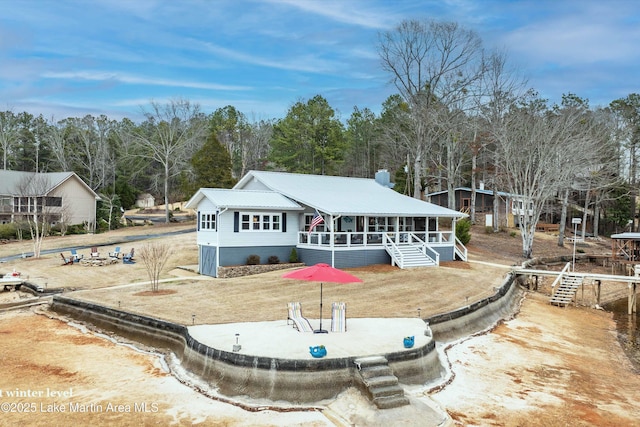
[{"left": 308, "top": 210, "right": 324, "bottom": 233}]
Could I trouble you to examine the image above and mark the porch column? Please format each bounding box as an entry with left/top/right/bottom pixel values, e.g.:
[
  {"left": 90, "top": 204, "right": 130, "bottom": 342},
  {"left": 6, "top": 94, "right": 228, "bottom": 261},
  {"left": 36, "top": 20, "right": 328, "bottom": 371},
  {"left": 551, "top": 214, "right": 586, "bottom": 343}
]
[{"left": 330, "top": 214, "right": 335, "bottom": 267}]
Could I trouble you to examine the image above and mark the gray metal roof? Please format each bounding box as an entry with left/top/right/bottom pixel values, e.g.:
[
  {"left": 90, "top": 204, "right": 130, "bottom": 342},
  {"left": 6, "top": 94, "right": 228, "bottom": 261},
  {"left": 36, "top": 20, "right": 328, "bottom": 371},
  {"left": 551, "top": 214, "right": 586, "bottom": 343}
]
[
  {"left": 0, "top": 170, "right": 98, "bottom": 197},
  {"left": 427, "top": 187, "right": 515, "bottom": 198},
  {"left": 235, "top": 171, "right": 466, "bottom": 218},
  {"left": 611, "top": 232, "right": 640, "bottom": 240},
  {"left": 185, "top": 188, "right": 303, "bottom": 210}
]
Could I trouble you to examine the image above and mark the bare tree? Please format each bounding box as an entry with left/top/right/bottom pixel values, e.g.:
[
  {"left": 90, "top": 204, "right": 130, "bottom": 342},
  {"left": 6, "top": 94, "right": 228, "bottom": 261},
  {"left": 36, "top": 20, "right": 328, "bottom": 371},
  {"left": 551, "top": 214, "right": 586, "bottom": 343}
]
[
  {"left": 46, "top": 118, "right": 73, "bottom": 171},
  {"left": 123, "top": 99, "right": 207, "bottom": 222},
  {"left": 62, "top": 115, "right": 117, "bottom": 190},
  {"left": 0, "top": 110, "right": 20, "bottom": 170},
  {"left": 98, "top": 192, "right": 122, "bottom": 231},
  {"left": 378, "top": 20, "right": 485, "bottom": 199},
  {"left": 15, "top": 174, "right": 60, "bottom": 258},
  {"left": 244, "top": 116, "right": 273, "bottom": 174},
  {"left": 472, "top": 49, "right": 528, "bottom": 225},
  {"left": 491, "top": 92, "right": 603, "bottom": 258},
  {"left": 138, "top": 242, "right": 172, "bottom": 292}
]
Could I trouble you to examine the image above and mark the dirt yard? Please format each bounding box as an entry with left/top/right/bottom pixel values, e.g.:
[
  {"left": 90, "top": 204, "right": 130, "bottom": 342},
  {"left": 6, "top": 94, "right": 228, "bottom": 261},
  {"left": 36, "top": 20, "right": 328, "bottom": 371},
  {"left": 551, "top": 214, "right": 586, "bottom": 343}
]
[{"left": 1, "top": 223, "right": 638, "bottom": 426}]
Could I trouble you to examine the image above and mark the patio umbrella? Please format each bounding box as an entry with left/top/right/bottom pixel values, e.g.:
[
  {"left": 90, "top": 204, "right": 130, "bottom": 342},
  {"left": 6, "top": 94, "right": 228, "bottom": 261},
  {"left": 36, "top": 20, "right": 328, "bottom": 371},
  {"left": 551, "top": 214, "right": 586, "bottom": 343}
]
[{"left": 282, "top": 263, "right": 362, "bottom": 333}]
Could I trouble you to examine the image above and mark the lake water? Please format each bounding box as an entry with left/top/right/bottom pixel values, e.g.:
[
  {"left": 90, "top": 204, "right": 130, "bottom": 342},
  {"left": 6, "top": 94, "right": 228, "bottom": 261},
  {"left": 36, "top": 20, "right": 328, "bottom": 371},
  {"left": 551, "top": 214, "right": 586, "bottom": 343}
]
[{"left": 605, "top": 298, "right": 640, "bottom": 370}]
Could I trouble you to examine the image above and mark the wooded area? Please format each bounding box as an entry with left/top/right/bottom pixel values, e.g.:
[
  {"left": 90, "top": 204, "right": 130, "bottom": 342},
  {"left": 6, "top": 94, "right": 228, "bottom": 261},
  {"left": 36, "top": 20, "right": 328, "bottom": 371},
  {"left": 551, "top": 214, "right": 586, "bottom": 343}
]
[{"left": 0, "top": 19, "right": 638, "bottom": 258}]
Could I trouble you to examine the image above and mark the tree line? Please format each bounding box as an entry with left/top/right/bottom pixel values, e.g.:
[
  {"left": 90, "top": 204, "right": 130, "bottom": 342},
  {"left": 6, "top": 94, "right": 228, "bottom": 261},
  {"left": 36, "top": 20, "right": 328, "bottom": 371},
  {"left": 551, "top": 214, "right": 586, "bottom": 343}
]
[{"left": 1, "top": 19, "right": 639, "bottom": 257}]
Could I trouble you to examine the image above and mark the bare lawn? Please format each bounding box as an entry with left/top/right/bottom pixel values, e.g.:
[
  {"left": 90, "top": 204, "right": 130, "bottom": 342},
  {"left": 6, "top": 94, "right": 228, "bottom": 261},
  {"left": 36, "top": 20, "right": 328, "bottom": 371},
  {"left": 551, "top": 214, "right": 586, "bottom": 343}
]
[{"left": 1, "top": 223, "right": 638, "bottom": 426}]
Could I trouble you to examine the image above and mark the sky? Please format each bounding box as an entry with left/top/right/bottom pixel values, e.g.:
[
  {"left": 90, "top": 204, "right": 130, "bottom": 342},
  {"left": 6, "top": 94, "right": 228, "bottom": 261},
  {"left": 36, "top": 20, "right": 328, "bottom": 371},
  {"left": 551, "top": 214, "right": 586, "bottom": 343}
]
[{"left": 1, "top": 0, "right": 639, "bottom": 122}]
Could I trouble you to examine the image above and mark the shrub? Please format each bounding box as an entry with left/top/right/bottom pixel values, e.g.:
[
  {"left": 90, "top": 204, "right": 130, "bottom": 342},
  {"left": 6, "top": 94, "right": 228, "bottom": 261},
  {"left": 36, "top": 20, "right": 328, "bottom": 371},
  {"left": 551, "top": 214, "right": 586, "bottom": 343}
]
[
  {"left": 289, "top": 248, "right": 298, "bottom": 263},
  {"left": 268, "top": 255, "right": 280, "bottom": 264},
  {"left": 455, "top": 219, "right": 472, "bottom": 245},
  {"left": 509, "top": 231, "right": 517, "bottom": 238},
  {"left": 0, "top": 223, "right": 17, "bottom": 240},
  {"left": 66, "top": 224, "right": 87, "bottom": 235},
  {"left": 246, "top": 254, "right": 260, "bottom": 265}
]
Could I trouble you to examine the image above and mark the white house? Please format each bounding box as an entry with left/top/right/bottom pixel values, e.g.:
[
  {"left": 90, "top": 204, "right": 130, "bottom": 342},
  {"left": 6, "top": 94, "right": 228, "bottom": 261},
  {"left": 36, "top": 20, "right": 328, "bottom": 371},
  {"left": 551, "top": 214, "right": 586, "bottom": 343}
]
[
  {"left": 185, "top": 170, "right": 468, "bottom": 277},
  {"left": 135, "top": 193, "right": 156, "bottom": 209}
]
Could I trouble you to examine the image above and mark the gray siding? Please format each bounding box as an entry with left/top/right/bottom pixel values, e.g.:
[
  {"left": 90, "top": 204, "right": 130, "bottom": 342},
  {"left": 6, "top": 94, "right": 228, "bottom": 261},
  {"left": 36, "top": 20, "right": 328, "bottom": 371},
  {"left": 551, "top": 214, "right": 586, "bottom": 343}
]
[
  {"left": 432, "top": 246, "right": 454, "bottom": 261},
  {"left": 297, "top": 248, "right": 390, "bottom": 268},
  {"left": 219, "top": 245, "right": 295, "bottom": 266}
]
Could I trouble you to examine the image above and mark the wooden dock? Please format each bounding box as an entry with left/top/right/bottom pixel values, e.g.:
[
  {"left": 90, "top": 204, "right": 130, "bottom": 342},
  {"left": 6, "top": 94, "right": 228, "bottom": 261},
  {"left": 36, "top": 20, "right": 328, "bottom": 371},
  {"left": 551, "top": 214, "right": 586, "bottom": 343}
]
[{"left": 512, "top": 265, "right": 639, "bottom": 314}]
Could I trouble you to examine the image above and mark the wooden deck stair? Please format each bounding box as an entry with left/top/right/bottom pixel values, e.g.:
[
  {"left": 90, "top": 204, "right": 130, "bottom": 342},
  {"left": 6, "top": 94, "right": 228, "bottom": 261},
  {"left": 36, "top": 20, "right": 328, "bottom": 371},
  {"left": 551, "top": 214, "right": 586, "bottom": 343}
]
[
  {"left": 354, "top": 356, "right": 410, "bottom": 409},
  {"left": 385, "top": 243, "right": 438, "bottom": 268},
  {"left": 550, "top": 274, "right": 584, "bottom": 307}
]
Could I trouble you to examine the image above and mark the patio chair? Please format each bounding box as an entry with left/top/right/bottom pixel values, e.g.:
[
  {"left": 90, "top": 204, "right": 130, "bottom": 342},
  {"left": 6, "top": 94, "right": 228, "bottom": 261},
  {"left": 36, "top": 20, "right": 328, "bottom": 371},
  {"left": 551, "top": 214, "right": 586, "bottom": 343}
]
[
  {"left": 123, "top": 248, "right": 135, "bottom": 264},
  {"left": 287, "top": 302, "right": 313, "bottom": 333},
  {"left": 70, "top": 249, "right": 84, "bottom": 262},
  {"left": 109, "top": 247, "right": 121, "bottom": 259},
  {"left": 330, "top": 302, "right": 347, "bottom": 332},
  {"left": 60, "top": 253, "right": 74, "bottom": 266},
  {"left": 90, "top": 247, "right": 100, "bottom": 258}
]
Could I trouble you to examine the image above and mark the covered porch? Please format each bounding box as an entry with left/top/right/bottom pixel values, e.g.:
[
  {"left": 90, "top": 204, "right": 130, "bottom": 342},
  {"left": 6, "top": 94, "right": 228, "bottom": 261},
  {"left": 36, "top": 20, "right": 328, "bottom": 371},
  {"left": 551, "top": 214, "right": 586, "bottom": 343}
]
[{"left": 297, "top": 214, "right": 467, "bottom": 268}]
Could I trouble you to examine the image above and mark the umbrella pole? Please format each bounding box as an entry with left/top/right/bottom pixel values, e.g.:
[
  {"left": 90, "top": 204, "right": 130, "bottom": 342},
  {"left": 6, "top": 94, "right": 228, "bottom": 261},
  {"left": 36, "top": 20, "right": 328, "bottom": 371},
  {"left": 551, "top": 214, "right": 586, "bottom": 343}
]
[{"left": 316, "top": 282, "right": 327, "bottom": 333}]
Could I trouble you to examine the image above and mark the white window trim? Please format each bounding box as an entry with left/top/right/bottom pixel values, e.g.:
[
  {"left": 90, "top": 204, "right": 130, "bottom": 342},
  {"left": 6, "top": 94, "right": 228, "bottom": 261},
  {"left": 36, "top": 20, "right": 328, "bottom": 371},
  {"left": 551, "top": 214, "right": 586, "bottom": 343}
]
[
  {"left": 240, "top": 212, "right": 281, "bottom": 232},
  {"left": 200, "top": 212, "right": 216, "bottom": 230}
]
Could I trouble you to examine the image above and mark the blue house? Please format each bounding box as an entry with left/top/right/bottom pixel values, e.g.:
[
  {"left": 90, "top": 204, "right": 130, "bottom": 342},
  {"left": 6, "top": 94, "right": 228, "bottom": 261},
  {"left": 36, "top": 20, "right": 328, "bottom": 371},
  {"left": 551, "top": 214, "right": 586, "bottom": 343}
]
[{"left": 185, "top": 170, "right": 467, "bottom": 277}]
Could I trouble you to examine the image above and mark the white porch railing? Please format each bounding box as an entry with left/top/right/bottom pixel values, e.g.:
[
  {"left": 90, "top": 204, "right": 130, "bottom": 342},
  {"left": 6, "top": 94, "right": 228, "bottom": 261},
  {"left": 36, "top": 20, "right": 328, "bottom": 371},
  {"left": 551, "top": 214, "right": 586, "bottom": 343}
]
[{"left": 298, "top": 230, "right": 455, "bottom": 247}]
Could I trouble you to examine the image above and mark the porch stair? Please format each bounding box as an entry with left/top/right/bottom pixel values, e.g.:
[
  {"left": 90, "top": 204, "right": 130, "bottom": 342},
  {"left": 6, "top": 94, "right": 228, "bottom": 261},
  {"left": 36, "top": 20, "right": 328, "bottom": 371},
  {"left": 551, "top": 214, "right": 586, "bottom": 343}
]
[
  {"left": 550, "top": 274, "right": 584, "bottom": 307},
  {"left": 386, "top": 244, "right": 438, "bottom": 268},
  {"left": 354, "top": 356, "right": 410, "bottom": 409}
]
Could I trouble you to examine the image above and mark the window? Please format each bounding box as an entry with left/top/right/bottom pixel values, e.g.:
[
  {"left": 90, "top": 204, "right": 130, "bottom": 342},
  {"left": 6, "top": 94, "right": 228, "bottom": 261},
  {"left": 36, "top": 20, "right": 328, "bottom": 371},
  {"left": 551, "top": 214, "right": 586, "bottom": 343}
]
[
  {"left": 44, "top": 196, "right": 62, "bottom": 207},
  {"left": 368, "top": 217, "right": 395, "bottom": 232},
  {"left": 200, "top": 213, "right": 216, "bottom": 230},
  {"left": 305, "top": 213, "right": 326, "bottom": 232},
  {"left": 240, "top": 212, "right": 281, "bottom": 231}
]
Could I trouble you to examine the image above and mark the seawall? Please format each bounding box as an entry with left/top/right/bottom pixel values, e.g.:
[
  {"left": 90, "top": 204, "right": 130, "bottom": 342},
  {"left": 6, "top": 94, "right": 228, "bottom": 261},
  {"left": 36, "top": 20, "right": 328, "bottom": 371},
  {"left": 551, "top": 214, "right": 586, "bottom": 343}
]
[
  {"left": 426, "top": 271, "right": 521, "bottom": 342},
  {"left": 50, "top": 270, "right": 522, "bottom": 403},
  {"left": 50, "top": 296, "right": 442, "bottom": 403}
]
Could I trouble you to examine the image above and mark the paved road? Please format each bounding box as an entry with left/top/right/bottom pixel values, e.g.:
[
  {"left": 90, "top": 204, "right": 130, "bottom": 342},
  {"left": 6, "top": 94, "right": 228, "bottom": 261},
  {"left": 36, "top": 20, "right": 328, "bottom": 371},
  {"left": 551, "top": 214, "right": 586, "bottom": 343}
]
[{"left": 0, "top": 227, "right": 195, "bottom": 263}]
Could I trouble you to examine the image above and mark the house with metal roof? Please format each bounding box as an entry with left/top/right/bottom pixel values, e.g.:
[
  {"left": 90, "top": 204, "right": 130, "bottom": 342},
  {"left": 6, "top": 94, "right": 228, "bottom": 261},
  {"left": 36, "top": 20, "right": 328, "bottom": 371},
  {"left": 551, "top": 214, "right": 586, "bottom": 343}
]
[
  {"left": 185, "top": 170, "right": 468, "bottom": 277},
  {"left": 0, "top": 170, "right": 99, "bottom": 230}
]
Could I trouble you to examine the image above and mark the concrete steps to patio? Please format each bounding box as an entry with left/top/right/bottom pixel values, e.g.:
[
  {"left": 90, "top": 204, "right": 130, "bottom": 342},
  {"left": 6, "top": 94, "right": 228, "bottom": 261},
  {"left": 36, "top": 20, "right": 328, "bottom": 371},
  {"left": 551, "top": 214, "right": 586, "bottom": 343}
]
[{"left": 354, "top": 356, "right": 410, "bottom": 409}]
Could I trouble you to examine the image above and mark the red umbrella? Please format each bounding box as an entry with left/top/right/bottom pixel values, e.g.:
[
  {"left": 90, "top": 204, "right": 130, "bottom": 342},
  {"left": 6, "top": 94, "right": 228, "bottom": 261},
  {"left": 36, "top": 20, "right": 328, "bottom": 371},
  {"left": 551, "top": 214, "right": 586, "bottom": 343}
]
[{"left": 282, "top": 263, "right": 362, "bottom": 333}]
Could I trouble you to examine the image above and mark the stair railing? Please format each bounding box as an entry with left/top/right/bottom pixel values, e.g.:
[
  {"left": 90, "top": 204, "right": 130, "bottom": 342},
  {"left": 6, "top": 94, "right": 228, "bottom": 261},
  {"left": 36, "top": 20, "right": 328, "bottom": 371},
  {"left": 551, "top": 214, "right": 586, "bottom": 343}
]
[
  {"left": 382, "top": 233, "right": 404, "bottom": 268},
  {"left": 454, "top": 236, "right": 468, "bottom": 261},
  {"left": 550, "top": 262, "right": 571, "bottom": 297},
  {"left": 409, "top": 232, "right": 439, "bottom": 265}
]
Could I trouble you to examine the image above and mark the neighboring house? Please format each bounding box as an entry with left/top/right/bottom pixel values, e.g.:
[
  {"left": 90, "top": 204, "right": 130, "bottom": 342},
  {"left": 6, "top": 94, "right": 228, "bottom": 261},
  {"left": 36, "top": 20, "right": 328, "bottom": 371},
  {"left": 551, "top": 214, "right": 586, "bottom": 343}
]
[
  {"left": 427, "top": 186, "right": 526, "bottom": 228},
  {"left": 136, "top": 193, "right": 155, "bottom": 209},
  {"left": 0, "top": 170, "right": 99, "bottom": 229},
  {"left": 185, "top": 170, "right": 468, "bottom": 277}
]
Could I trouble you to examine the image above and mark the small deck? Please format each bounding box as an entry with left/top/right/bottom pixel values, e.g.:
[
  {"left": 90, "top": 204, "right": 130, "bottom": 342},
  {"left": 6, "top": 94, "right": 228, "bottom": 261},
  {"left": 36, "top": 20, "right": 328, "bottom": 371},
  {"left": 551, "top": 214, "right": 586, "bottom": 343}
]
[{"left": 513, "top": 265, "right": 640, "bottom": 314}]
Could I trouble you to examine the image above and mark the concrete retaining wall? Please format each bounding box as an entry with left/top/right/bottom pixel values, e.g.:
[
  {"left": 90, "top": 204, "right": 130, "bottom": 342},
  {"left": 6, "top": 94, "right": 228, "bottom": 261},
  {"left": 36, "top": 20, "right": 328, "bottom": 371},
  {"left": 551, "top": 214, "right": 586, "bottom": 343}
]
[
  {"left": 50, "top": 296, "right": 442, "bottom": 403},
  {"left": 426, "top": 272, "right": 522, "bottom": 343},
  {"left": 50, "top": 269, "right": 524, "bottom": 403}
]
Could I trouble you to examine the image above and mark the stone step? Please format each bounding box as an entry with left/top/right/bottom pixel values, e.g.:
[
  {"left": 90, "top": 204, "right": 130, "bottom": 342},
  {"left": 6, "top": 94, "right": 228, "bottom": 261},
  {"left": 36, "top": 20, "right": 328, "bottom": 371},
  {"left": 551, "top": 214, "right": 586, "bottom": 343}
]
[
  {"left": 359, "top": 365, "right": 394, "bottom": 379},
  {"left": 363, "top": 375, "right": 399, "bottom": 388},
  {"left": 354, "top": 356, "right": 387, "bottom": 369},
  {"left": 370, "top": 384, "right": 405, "bottom": 399},
  {"left": 373, "top": 395, "right": 411, "bottom": 409}
]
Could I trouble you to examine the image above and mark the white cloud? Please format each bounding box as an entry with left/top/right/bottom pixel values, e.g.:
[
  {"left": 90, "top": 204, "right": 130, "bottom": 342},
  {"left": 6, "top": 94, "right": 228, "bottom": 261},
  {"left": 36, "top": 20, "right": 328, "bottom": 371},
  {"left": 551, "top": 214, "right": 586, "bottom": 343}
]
[
  {"left": 503, "top": 3, "right": 640, "bottom": 66},
  {"left": 262, "top": 0, "right": 397, "bottom": 30},
  {"left": 42, "top": 71, "right": 251, "bottom": 91}
]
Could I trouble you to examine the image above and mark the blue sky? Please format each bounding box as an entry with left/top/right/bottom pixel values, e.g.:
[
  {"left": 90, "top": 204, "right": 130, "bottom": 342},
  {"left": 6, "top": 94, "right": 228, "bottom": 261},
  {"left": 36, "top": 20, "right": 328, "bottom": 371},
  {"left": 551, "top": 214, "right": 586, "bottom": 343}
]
[{"left": 1, "top": 0, "right": 638, "bottom": 122}]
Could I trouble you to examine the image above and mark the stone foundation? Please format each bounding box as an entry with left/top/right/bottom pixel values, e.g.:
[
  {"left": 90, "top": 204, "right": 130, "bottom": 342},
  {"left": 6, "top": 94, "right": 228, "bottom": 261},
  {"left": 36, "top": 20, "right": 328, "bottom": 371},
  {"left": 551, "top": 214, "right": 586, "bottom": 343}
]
[{"left": 217, "top": 263, "right": 304, "bottom": 278}]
